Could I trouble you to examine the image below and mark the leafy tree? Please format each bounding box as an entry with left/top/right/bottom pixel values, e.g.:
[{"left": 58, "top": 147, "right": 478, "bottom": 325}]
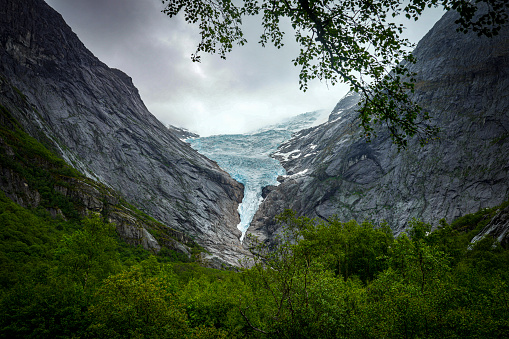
[
  {"left": 87, "top": 258, "right": 188, "bottom": 338},
  {"left": 242, "top": 211, "right": 390, "bottom": 337},
  {"left": 267, "top": 210, "right": 393, "bottom": 282},
  {"left": 162, "top": 0, "right": 508, "bottom": 148},
  {"left": 0, "top": 276, "right": 91, "bottom": 339},
  {"left": 178, "top": 274, "right": 251, "bottom": 337},
  {"left": 54, "top": 215, "right": 121, "bottom": 291}
]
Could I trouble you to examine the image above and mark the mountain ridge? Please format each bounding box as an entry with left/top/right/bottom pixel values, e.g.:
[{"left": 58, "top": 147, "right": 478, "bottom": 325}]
[
  {"left": 248, "top": 8, "right": 509, "bottom": 245},
  {"left": 0, "top": 0, "right": 248, "bottom": 266}
]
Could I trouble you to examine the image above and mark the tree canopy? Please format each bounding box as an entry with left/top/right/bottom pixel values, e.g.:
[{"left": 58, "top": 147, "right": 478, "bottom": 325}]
[{"left": 162, "top": 0, "right": 508, "bottom": 148}]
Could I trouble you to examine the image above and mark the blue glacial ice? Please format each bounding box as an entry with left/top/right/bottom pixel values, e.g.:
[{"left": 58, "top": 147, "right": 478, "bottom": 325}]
[{"left": 186, "top": 110, "right": 328, "bottom": 241}]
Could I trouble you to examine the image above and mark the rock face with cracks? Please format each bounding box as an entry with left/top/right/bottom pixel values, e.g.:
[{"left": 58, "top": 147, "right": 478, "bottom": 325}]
[
  {"left": 0, "top": 0, "right": 248, "bottom": 266},
  {"left": 248, "top": 9, "right": 509, "bottom": 246}
]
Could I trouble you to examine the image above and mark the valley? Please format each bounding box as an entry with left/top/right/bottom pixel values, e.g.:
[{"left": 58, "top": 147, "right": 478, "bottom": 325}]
[
  {"left": 0, "top": 0, "right": 508, "bottom": 337},
  {"left": 186, "top": 110, "right": 329, "bottom": 240}
]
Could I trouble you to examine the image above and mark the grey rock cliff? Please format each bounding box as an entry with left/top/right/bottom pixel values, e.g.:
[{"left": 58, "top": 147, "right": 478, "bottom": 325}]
[
  {"left": 472, "top": 204, "right": 509, "bottom": 247},
  {"left": 249, "top": 9, "right": 509, "bottom": 245},
  {"left": 0, "top": 0, "right": 248, "bottom": 265},
  {"left": 0, "top": 89, "right": 197, "bottom": 257}
]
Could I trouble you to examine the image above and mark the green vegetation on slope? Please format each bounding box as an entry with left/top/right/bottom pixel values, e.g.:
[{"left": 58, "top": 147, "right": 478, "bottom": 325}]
[
  {"left": 0, "top": 191, "right": 235, "bottom": 338},
  {"left": 0, "top": 100, "right": 202, "bottom": 259}
]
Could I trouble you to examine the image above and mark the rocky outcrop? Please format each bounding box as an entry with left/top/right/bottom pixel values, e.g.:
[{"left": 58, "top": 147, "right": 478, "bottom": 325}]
[
  {"left": 168, "top": 125, "right": 200, "bottom": 140},
  {"left": 249, "top": 9, "right": 509, "bottom": 245},
  {"left": 0, "top": 91, "right": 198, "bottom": 257},
  {"left": 0, "top": 0, "right": 248, "bottom": 265},
  {"left": 471, "top": 204, "right": 509, "bottom": 248}
]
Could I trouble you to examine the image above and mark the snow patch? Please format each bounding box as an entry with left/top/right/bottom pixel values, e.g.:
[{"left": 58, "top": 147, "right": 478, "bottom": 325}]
[
  {"left": 328, "top": 115, "right": 342, "bottom": 124},
  {"left": 281, "top": 169, "right": 310, "bottom": 180},
  {"left": 273, "top": 149, "right": 301, "bottom": 161}
]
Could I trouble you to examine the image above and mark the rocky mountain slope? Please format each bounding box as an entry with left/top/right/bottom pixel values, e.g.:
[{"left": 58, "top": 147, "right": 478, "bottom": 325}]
[
  {"left": 0, "top": 81, "right": 201, "bottom": 258},
  {"left": 248, "top": 9, "right": 509, "bottom": 244},
  {"left": 0, "top": 0, "right": 247, "bottom": 266}
]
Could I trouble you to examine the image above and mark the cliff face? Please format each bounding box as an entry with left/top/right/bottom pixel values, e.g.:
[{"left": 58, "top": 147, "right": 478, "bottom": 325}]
[
  {"left": 0, "top": 81, "right": 200, "bottom": 258},
  {"left": 249, "top": 9, "right": 509, "bottom": 244},
  {"left": 0, "top": 0, "right": 247, "bottom": 265}
]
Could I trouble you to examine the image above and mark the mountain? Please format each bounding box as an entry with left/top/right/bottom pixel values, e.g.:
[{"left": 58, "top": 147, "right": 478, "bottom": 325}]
[
  {"left": 0, "top": 96, "right": 199, "bottom": 257},
  {"left": 248, "top": 8, "right": 509, "bottom": 245},
  {"left": 186, "top": 110, "right": 328, "bottom": 240},
  {"left": 0, "top": 0, "right": 247, "bottom": 266}
]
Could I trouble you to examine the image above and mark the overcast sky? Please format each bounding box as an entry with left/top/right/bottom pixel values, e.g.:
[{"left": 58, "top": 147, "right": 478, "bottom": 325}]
[{"left": 45, "top": 0, "right": 444, "bottom": 136}]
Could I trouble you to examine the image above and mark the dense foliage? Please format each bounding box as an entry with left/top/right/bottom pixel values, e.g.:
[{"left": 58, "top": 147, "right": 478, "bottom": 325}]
[{"left": 0, "top": 191, "right": 508, "bottom": 338}]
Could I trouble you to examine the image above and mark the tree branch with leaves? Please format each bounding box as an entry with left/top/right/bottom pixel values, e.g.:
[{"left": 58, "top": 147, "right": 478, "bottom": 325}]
[{"left": 162, "top": 0, "right": 508, "bottom": 148}]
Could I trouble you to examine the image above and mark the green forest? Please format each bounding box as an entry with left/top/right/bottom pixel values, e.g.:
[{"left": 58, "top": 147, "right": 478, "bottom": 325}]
[
  {"left": 1, "top": 189, "right": 508, "bottom": 338},
  {"left": 1, "top": 105, "right": 508, "bottom": 338}
]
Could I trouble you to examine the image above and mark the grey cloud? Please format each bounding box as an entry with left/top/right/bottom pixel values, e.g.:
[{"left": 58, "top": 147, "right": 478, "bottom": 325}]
[{"left": 45, "top": 0, "right": 443, "bottom": 136}]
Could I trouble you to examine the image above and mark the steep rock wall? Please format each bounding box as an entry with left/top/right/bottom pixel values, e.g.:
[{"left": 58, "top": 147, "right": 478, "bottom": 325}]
[
  {"left": 248, "top": 9, "right": 509, "bottom": 244},
  {"left": 0, "top": 0, "right": 248, "bottom": 265}
]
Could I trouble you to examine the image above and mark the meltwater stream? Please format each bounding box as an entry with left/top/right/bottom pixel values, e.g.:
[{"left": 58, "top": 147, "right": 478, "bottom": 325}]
[{"left": 186, "top": 110, "right": 328, "bottom": 241}]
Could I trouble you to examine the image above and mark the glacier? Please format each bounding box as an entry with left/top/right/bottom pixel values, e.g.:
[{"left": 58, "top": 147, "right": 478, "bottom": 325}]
[{"left": 187, "top": 110, "right": 328, "bottom": 240}]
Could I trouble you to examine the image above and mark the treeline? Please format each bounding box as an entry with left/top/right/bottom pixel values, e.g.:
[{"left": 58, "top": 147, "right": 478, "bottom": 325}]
[{"left": 0, "top": 192, "right": 508, "bottom": 338}]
